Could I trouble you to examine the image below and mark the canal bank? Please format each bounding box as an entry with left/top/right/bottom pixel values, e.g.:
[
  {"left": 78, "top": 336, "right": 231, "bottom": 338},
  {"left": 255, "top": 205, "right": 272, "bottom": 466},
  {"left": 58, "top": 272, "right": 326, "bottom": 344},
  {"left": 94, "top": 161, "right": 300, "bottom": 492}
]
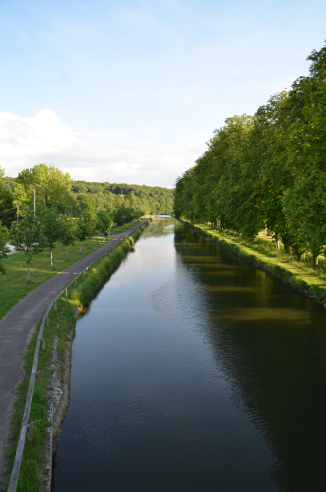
[
  {"left": 2, "top": 219, "right": 152, "bottom": 492},
  {"left": 53, "top": 218, "right": 326, "bottom": 492},
  {"left": 180, "top": 219, "right": 326, "bottom": 307}
]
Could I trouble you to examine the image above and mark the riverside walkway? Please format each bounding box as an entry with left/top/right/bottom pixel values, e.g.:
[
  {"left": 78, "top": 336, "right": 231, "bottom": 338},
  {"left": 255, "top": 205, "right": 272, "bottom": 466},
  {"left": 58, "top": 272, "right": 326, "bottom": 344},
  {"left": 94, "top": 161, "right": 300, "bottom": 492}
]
[{"left": 0, "top": 218, "right": 151, "bottom": 479}]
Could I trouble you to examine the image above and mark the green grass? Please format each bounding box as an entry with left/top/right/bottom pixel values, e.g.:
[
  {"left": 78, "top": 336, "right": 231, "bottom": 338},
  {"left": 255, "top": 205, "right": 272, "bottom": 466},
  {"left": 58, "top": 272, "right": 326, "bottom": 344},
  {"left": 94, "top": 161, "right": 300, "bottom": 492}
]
[
  {"left": 4, "top": 220, "right": 151, "bottom": 492},
  {"left": 0, "top": 237, "right": 111, "bottom": 321},
  {"left": 4, "top": 296, "right": 77, "bottom": 492},
  {"left": 183, "top": 220, "right": 326, "bottom": 304},
  {"left": 110, "top": 216, "right": 149, "bottom": 235}
]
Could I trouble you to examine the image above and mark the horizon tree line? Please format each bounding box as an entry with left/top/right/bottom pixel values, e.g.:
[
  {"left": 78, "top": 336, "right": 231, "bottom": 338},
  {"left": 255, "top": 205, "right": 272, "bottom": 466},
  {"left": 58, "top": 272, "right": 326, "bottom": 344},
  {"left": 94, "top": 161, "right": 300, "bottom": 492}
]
[{"left": 0, "top": 163, "right": 149, "bottom": 279}]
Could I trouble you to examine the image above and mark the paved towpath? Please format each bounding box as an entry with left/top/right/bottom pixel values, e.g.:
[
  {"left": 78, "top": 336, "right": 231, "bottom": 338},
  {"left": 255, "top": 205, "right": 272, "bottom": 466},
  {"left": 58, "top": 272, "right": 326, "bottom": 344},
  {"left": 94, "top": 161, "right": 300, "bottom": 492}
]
[{"left": 0, "top": 218, "right": 151, "bottom": 478}]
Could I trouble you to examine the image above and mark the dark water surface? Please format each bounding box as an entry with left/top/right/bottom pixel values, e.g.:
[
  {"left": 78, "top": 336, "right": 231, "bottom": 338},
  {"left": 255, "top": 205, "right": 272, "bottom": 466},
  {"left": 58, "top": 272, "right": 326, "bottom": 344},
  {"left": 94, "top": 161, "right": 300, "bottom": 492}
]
[{"left": 54, "top": 218, "right": 326, "bottom": 492}]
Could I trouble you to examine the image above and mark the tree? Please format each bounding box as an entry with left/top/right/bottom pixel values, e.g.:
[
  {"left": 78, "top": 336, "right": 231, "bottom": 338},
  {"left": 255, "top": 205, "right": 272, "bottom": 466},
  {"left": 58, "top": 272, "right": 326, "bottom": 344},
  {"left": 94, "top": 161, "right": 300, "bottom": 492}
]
[
  {"left": 39, "top": 208, "right": 63, "bottom": 268},
  {"left": 75, "top": 212, "right": 96, "bottom": 252},
  {"left": 0, "top": 222, "right": 10, "bottom": 273},
  {"left": 96, "top": 210, "right": 113, "bottom": 234},
  {"left": 125, "top": 191, "right": 137, "bottom": 209},
  {"left": 9, "top": 212, "right": 45, "bottom": 282},
  {"left": 279, "top": 45, "right": 326, "bottom": 265},
  {"left": 60, "top": 216, "right": 76, "bottom": 260},
  {"left": 114, "top": 206, "right": 142, "bottom": 225},
  {"left": 174, "top": 42, "right": 326, "bottom": 266},
  {"left": 15, "top": 163, "right": 73, "bottom": 214},
  {"left": 76, "top": 194, "right": 97, "bottom": 214},
  {"left": 0, "top": 166, "right": 15, "bottom": 227},
  {"left": 12, "top": 183, "right": 30, "bottom": 214}
]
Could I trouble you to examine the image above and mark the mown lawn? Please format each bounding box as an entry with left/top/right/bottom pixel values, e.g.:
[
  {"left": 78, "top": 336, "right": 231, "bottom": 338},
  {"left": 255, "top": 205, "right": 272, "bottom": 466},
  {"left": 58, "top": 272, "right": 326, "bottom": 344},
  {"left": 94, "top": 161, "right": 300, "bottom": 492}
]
[
  {"left": 188, "top": 222, "right": 326, "bottom": 303},
  {"left": 0, "top": 237, "right": 111, "bottom": 320}
]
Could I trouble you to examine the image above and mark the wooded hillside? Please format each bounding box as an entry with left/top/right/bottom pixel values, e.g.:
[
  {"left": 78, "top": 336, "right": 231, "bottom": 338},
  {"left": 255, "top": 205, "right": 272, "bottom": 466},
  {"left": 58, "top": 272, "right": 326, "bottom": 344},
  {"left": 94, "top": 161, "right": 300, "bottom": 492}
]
[{"left": 1, "top": 173, "right": 173, "bottom": 227}]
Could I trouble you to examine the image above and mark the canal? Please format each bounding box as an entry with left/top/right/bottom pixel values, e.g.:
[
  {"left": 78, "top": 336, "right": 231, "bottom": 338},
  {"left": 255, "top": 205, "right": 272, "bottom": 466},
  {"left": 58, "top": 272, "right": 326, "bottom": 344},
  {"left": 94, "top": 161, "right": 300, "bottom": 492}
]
[{"left": 53, "top": 217, "right": 326, "bottom": 492}]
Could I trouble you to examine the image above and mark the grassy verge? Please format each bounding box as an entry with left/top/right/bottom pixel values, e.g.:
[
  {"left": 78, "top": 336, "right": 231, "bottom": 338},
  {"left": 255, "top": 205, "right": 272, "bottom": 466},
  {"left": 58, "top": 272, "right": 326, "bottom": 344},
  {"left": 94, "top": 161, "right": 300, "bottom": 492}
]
[
  {"left": 181, "top": 220, "right": 326, "bottom": 304},
  {"left": 3, "top": 220, "right": 150, "bottom": 492},
  {"left": 0, "top": 237, "right": 111, "bottom": 321},
  {"left": 110, "top": 215, "right": 150, "bottom": 235}
]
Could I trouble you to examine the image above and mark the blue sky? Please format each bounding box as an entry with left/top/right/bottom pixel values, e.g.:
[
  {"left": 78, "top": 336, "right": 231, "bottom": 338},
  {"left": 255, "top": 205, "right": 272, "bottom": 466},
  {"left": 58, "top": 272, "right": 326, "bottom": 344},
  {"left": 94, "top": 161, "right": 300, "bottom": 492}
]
[{"left": 1, "top": 0, "right": 325, "bottom": 187}]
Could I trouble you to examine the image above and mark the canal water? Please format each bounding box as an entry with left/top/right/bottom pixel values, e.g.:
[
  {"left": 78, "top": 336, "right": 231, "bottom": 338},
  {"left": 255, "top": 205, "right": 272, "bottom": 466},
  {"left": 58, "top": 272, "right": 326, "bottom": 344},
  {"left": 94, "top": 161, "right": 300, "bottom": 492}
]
[{"left": 53, "top": 218, "right": 326, "bottom": 492}]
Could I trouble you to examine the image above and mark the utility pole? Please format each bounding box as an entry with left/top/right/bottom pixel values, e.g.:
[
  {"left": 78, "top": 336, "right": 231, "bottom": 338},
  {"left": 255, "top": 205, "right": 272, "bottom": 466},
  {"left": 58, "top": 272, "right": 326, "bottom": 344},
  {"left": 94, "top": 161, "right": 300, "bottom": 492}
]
[{"left": 32, "top": 189, "right": 36, "bottom": 217}]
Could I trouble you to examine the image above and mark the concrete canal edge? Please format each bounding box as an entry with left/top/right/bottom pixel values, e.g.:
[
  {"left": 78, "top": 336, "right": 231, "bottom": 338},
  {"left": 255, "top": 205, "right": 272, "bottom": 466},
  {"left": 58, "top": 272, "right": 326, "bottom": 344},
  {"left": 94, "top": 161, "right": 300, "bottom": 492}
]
[
  {"left": 5, "top": 219, "right": 152, "bottom": 492},
  {"left": 180, "top": 219, "right": 326, "bottom": 309}
]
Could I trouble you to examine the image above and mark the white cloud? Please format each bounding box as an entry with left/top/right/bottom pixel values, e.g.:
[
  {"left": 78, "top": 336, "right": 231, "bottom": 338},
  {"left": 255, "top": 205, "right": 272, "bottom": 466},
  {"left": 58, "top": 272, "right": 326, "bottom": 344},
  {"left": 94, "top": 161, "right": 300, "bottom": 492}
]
[{"left": 0, "top": 109, "right": 205, "bottom": 188}]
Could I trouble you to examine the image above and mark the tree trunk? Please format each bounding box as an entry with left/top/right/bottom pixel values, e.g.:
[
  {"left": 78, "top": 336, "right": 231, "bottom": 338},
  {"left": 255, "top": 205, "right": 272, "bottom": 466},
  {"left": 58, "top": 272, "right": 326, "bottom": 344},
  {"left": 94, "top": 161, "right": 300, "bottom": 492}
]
[
  {"left": 89, "top": 238, "right": 91, "bottom": 248},
  {"left": 27, "top": 254, "right": 30, "bottom": 282},
  {"left": 50, "top": 249, "right": 53, "bottom": 268},
  {"left": 80, "top": 240, "right": 81, "bottom": 253},
  {"left": 66, "top": 246, "right": 69, "bottom": 261}
]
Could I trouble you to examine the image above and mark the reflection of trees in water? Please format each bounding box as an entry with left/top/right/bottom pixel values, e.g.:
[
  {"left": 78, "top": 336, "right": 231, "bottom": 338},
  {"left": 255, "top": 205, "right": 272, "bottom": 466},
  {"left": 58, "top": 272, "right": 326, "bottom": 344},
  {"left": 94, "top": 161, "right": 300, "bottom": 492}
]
[
  {"left": 174, "top": 225, "right": 326, "bottom": 492},
  {"left": 142, "top": 217, "right": 179, "bottom": 238}
]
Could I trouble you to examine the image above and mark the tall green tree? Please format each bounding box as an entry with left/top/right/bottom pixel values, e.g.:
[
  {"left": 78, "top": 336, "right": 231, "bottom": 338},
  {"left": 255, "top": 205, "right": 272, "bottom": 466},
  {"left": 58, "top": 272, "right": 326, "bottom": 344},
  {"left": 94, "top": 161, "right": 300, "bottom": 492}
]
[
  {"left": 39, "top": 208, "right": 63, "bottom": 268},
  {"left": 280, "top": 45, "right": 326, "bottom": 264},
  {"left": 15, "top": 163, "right": 73, "bottom": 214},
  {"left": 96, "top": 210, "right": 113, "bottom": 233},
  {"left": 9, "top": 212, "right": 45, "bottom": 282},
  {"left": 76, "top": 194, "right": 97, "bottom": 214},
  {"left": 76, "top": 212, "right": 97, "bottom": 251},
  {"left": 60, "top": 216, "right": 76, "bottom": 260}
]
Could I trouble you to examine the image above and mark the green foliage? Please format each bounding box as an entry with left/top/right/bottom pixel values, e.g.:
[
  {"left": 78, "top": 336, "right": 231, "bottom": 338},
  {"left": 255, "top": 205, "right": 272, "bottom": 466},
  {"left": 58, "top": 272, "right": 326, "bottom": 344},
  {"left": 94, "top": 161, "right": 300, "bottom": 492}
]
[
  {"left": 75, "top": 212, "right": 97, "bottom": 250},
  {"left": 174, "top": 42, "right": 326, "bottom": 266},
  {"left": 76, "top": 193, "right": 97, "bottom": 215},
  {"left": 0, "top": 166, "right": 14, "bottom": 227},
  {"left": 15, "top": 163, "right": 73, "bottom": 214},
  {"left": 0, "top": 221, "right": 10, "bottom": 273},
  {"left": 114, "top": 206, "right": 143, "bottom": 226},
  {"left": 96, "top": 210, "right": 113, "bottom": 232},
  {"left": 71, "top": 180, "right": 173, "bottom": 214},
  {"left": 39, "top": 208, "right": 64, "bottom": 268},
  {"left": 0, "top": 236, "right": 111, "bottom": 321},
  {"left": 60, "top": 216, "right": 76, "bottom": 260},
  {"left": 9, "top": 212, "right": 46, "bottom": 281}
]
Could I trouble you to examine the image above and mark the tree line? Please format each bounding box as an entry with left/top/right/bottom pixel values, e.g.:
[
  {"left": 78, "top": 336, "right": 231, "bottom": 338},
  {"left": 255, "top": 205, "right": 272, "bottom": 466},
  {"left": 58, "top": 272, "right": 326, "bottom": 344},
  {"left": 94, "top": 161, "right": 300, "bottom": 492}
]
[
  {"left": 0, "top": 163, "right": 157, "bottom": 278},
  {"left": 2, "top": 170, "right": 173, "bottom": 227},
  {"left": 174, "top": 43, "right": 326, "bottom": 266}
]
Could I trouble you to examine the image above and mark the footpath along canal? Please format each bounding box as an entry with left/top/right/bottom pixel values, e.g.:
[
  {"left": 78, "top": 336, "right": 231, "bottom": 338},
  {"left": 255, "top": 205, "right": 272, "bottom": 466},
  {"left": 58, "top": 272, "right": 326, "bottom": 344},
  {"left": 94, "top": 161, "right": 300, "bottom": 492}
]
[{"left": 53, "top": 217, "right": 326, "bottom": 492}]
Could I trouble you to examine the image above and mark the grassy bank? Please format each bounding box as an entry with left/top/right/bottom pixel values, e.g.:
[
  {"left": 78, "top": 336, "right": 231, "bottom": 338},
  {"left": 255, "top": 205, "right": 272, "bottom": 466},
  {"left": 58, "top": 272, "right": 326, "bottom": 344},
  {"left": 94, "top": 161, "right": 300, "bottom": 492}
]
[
  {"left": 181, "top": 220, "right": 326, "bottom": 305},
  {"left": 0, "top": 237, "right": 111, "bottom": 321},
  {"left": 110, "top": 215, "right": 150, "bottom": 235},
  {"left": 4, "top": 221, "right": 150, "bottom": 492}
]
